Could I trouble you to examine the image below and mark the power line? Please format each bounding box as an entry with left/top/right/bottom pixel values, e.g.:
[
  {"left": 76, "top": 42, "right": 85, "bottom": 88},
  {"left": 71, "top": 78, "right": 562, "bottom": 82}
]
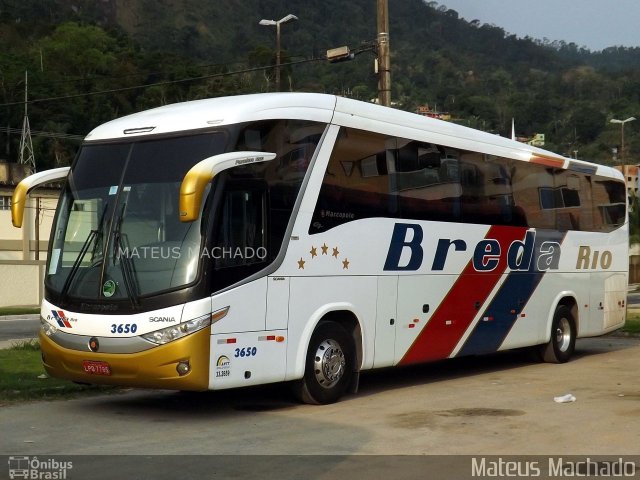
[
  {"left": 0, "top": 57, "right": 324, "bottom": 108},
  {"left": 26, "top": 59, "right": 251, "bottom": 89},
  {"left": 3, "top": 127, "right": 84, "bottom": 141}
]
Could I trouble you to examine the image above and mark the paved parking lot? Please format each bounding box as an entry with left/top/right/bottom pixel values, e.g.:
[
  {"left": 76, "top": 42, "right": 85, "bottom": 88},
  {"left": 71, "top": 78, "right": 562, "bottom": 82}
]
[{"left": 2, "top": 335, "right": 639, "bottom": 458}]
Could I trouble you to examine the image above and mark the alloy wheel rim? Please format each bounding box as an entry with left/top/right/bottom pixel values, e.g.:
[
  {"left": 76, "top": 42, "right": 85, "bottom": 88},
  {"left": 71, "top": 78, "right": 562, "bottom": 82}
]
[{"left": 313, "top": 338, "right": 346, "bottom": 389}]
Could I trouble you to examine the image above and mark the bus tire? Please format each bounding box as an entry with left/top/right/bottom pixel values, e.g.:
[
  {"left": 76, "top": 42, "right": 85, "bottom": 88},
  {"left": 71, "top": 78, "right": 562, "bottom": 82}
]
[
  {"left": 294, "top": 321, "right": 355, "bottom": 405},
  {"left": 539, "top": 305, "right": 576, "bottom": 363}
]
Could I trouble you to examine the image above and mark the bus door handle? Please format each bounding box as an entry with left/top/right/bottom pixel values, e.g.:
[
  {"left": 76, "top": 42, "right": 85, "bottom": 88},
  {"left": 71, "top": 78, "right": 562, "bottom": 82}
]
[{"left": 474, "top": 301, "right": 481, "bottom": 310}]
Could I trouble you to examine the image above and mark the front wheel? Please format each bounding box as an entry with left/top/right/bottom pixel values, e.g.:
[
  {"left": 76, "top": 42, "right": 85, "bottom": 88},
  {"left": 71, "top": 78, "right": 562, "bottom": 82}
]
[
  {"left": 294, "top": 322, "right": 355, "bottom": 405},
  {"left": 539, "top": 305, "right": 576, "bottom": 363}
]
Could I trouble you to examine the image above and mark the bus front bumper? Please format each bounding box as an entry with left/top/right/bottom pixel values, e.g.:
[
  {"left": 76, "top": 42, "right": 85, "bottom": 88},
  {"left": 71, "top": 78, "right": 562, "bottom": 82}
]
[{"left": 39, "top": 327, "right": 211, "bottom": 391}]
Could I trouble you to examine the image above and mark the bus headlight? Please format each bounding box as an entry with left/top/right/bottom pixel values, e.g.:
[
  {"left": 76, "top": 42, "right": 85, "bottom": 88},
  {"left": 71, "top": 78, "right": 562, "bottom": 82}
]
[
  {"left": 140, "top": 307, "right": 228, "bottom": 345},
  {"left": 41, "top": 317, "right": 58, "bottom": 337}
]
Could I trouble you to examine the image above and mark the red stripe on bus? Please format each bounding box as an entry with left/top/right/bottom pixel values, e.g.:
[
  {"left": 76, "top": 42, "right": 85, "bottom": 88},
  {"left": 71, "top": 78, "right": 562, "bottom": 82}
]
[
  {"left": 398, "top": 226, "right": 527, "bottom": 365},
  {"left": 529, "top": 155, "right": 565, "bottom": 168},
  {"left": 58, "top": 310, "right": 72, "bottom": 328}
]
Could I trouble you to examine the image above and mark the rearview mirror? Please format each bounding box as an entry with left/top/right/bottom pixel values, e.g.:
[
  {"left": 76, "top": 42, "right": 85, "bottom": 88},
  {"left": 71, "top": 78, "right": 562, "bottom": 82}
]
[
  {"left": 12, "top": 167, "right": 70, "bottom": 228},
  {"left": 179, "top": 151, "right": 276, "bottom": 222}
]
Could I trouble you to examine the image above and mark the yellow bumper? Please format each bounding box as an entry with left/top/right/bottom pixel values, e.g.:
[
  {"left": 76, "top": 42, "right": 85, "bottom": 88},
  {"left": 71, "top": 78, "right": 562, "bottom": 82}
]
[{"left": 39, "top": 327, "right": 211, "bottom": 391}]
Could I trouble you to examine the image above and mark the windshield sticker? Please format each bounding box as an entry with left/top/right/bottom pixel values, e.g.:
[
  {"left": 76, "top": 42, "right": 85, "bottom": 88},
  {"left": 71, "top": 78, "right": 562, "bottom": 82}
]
[
  {"left": 48, "top": 248, "right": 61, "bottom": 275},
  {"left": 108, "top": 186, "right": 118, "bottom": 195},
  {"left": 102, "top": 280, "right": 117, "bottom": 298}
]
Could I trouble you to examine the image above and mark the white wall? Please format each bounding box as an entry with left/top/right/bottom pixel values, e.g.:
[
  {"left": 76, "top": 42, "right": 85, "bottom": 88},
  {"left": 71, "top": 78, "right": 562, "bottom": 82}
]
[{"left": 0, "top": 261, "right": 45, "bottom": 307}]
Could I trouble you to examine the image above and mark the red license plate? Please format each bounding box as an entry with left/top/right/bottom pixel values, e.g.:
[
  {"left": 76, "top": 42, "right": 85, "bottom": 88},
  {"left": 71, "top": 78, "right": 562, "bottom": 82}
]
[{"left": 82, "top": 360, "right": 112, "bottom": 376}]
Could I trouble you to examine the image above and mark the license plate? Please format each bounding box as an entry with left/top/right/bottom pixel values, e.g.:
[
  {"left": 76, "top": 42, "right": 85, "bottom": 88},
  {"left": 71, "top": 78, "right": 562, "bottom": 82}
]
[{"left": 82, "top": 360, "right": 111, "bottom": 376}]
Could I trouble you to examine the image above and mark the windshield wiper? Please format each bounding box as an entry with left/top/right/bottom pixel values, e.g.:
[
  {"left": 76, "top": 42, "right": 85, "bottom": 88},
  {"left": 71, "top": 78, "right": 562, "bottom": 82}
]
[
  {"left": 112, "top": 202, "right": 140, "bottom": 307},
  {"left": 59, "top": 203, "right": 109, "bottom": 302}
]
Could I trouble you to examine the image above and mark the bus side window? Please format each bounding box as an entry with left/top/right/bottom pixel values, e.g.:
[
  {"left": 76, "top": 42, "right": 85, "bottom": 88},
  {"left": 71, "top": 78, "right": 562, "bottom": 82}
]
[
  {"left": 511, "top": 161, "right": 555, "bottom": 230},
  {"left": 592, "top": 178, "right": 626, "bottom": 232},
  {"left": 214, "top": 181, "right": 268, "bottom": 270},
  {"left": 310, "top": 128, "right": 394, "bottom": 233},
  {"left": 460, "top": 154, "right": 522, "bottom": 226},
  {"left": 392, "top": 140, "right": 461, "bottom": 223}
]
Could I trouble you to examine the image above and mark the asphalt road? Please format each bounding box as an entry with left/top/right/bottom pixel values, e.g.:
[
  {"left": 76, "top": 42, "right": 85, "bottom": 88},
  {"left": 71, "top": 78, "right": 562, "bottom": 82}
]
[
  {"left": 0, "top": 317, "right": 39, "bottom": 344},
  {"left": 1, "top": 336, "right": 639, "bottom": 479}
]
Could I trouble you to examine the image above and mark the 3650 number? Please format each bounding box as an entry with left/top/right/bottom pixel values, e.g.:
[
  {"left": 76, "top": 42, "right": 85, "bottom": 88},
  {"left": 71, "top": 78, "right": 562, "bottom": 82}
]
[
  {"left": 110, "top": 323, "right": 138, "bottom": 334},
  {"left": 234, "top": 347, "right": 257, "bottom": 358}
]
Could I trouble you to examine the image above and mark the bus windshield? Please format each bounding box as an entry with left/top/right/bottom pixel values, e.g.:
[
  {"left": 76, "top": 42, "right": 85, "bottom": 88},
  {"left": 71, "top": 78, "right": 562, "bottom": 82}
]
[
  {"left": 45, "top": 119, "right": 326, "bottom": 305},
  {"left": 47, "top": 133, "right": 227, "bottom": 302}
]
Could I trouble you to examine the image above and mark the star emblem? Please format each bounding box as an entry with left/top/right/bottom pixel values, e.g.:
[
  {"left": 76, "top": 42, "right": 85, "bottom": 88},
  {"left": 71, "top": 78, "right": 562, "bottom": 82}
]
[
  {"left": 321, "top": 243, "right": 329, "bottom": 255},
  {"left": 297, "top": 258, "right": 305, "bottom": 269},
  {"left": 342, "top": 258, "right": 350, "bottom": 269},
  {"left": 310, "top": 246, "right": 317, "bottom": 258},
  {"left": 332, "top": 247, "right": 340, "bottom": 258}
]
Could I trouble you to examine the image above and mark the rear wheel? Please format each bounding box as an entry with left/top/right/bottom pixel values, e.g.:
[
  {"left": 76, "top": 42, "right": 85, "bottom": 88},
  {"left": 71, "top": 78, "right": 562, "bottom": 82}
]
[
  {"left": 539, "top": 305, "right": 576, "bottom": 363},
  {"left": 294, "top": 322, "right": 355, "bottom": 405}
]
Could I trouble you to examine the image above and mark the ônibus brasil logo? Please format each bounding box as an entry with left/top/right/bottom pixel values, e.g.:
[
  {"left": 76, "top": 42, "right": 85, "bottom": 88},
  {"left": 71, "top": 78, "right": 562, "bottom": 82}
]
[{"left": 8, "top": 456, "right": 73, "bottom": 479}]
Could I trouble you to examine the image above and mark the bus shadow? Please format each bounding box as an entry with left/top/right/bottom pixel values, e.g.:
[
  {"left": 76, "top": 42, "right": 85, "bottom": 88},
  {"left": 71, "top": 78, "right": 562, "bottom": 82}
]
[
  {"left": 353, "top": 335, "right": 639, "bottom": 400},
  {"left": 83, "top": 336, "right": 638, "bottom": 414},
  {"left": 84, "top": 382, "right": 300, "bottom": 419}
]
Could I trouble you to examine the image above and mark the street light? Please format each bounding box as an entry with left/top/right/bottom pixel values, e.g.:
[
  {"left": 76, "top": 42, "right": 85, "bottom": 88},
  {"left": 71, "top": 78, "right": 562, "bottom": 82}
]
[
  {"left": 610, "top": 116, "right": 636, "bottom": 163},
  {"left": 259, "top": 14, "right": 298, "bottom": 92}
]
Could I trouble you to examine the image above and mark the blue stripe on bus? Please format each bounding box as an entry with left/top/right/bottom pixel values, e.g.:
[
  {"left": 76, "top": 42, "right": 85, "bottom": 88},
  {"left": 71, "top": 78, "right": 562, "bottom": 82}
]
[
  {"left": 567, "top": 161, "right": 598, "bottom": 175},
  {"left": 456, "top": 230, "right": 566, "bottom": 357}
]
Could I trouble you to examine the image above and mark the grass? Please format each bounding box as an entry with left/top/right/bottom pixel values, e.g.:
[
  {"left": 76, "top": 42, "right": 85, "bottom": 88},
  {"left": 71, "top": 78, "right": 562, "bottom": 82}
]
[
  {"left": 0, "top": 340, "right": 118, "bottom": 405},
  {"left": 623, "top": 310, "right": 640, "bottom": 334},
  {"left": 0, "top": 306, "right": 40, "bottom": 316}
]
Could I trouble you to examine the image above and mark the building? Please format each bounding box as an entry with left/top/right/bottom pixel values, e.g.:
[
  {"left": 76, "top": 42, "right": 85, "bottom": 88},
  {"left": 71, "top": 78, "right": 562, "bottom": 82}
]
[
  {"left": 416, "top": 105, "right": 452, "bottom": 121},
  {"left": 615, "top": 164, "right": 639, "bottom": 210},
  {"left": 0, "top": 161, "right": 60, "bottom": 307},
  {"left": 615, "top": 165, "right": 640, "bottom": 283}
]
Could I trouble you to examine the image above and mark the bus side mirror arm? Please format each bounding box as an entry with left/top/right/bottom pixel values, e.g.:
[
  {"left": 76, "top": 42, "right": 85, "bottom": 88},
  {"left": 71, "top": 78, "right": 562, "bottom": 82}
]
[
  {"left": 11, "top": 167, "right": 70, "bottom": 228},
  {"left": 179, "top": 151, "right": 276, "bottom": 222}
]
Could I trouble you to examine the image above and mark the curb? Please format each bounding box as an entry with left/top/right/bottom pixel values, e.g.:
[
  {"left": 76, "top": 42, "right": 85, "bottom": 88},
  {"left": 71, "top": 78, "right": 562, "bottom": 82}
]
[
  {"left": 0, "top": 337, "right": 38, "bottom": 350},
  {"left": 0, "top": 314, "right": 40, "bottom": 322}
]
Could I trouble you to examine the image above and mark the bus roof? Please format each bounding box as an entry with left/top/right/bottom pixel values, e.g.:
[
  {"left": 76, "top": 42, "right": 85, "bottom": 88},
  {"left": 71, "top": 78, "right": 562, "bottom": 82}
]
[
  {"left": 84, "top": 92, "right": 622, "bottom": 181},
  {"left": 85, "top": 93, "right": 337, "bottom": 142}
]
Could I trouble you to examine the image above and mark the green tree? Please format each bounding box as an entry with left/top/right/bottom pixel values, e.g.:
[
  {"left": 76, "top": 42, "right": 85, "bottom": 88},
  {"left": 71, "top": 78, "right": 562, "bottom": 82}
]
[
  {"left": 37, "top": 22, "right": 117, "bottom": 77},
  {"left": 630, "top": 194, "right": 640, "bottom": 245}
]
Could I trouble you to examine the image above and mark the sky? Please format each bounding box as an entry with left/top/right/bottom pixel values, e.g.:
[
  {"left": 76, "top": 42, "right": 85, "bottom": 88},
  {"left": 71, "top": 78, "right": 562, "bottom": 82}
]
[{"left": 437, "top": 0, "right": 640, "bottom": 51}]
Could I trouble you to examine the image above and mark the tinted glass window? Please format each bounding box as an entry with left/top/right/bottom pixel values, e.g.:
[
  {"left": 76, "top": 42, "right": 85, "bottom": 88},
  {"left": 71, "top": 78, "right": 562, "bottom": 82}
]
[
  {"left": 592, "top": 178, "right": 626, "bottom": 232},
  {"left": 310, "top": 127, "right": 626, "bottom": 233},
  {"left": 393, "top": 139, "right": 461, "bottom": 223},
  {"left": 460, "top": 154, "right": 525, "bottom": 226},
  {"left": 209, "top": 119, "right": 326, "bottom": 292},
  {"left": 310, "top": 128, "right": 395, "bottom": 233},
  {"left": 510, "top": 162, "right": 556, "bottom": 229}
]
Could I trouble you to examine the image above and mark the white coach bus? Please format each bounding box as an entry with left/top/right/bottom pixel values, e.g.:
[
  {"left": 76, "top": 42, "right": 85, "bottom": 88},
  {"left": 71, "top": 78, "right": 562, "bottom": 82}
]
[{"left": 12, "top": 93, "right": 628, "bottom": 404}]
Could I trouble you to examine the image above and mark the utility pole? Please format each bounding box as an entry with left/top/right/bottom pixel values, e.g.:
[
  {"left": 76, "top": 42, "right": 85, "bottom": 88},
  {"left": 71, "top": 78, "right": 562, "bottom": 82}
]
[
  {"left": 377, "top": 0, "right": 391, "bottom": 107},
  {"left": 259, "top": 14, "right": 298, "bottom": 92},
  {"left": 611, "top": 117, "right": 636, "bottom": 164},
  {"left": 18, "top": 71, "right": 37, "bottom": 260},
  {"left": 19, "top": 71, "right": 35, "bottom": 174}
]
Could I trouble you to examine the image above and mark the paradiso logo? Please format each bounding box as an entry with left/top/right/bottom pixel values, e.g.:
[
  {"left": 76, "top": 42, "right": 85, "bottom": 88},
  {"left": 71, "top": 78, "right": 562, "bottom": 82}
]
[{"left": 383, "top": 223, "right": 562, "bottom": 272}]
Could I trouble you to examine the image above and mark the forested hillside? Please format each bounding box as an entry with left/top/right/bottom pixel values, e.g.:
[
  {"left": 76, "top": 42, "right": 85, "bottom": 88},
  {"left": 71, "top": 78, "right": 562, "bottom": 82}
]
[{"left": 1, "top": 0, "right": 639, "bottom": 169}]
